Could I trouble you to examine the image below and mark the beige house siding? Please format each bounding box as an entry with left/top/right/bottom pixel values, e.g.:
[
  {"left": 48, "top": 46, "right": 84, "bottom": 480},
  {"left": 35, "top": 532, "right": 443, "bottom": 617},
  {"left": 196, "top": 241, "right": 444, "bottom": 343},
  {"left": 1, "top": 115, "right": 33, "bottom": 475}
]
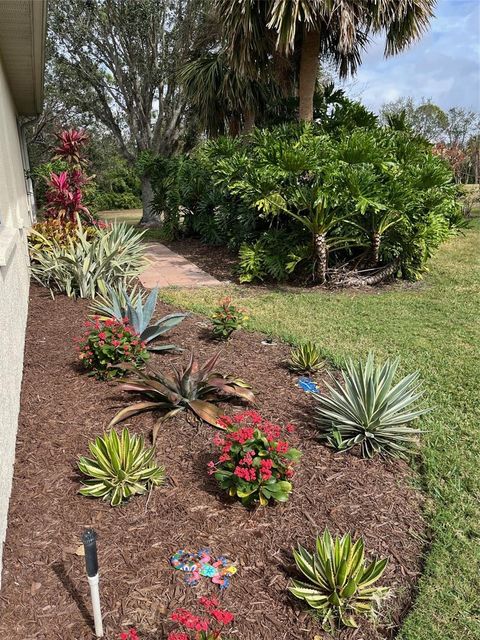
[{"left": 0, "top": 56, "right": 33, "bottom": 585}]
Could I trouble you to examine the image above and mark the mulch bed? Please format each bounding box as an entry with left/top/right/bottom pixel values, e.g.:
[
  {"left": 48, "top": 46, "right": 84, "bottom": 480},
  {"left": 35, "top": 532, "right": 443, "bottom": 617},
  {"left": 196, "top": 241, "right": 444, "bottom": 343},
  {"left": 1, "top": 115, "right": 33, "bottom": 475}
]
[{"left": 0, "top": 285, "right": 426, "bottom": 640}]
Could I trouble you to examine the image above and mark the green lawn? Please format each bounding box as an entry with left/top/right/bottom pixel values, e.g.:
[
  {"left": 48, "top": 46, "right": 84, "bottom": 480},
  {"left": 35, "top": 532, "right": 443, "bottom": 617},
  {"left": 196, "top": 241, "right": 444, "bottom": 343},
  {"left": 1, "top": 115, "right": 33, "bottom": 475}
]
[{"left": 160, "top": 223, "right": 480, "bottom": 640}]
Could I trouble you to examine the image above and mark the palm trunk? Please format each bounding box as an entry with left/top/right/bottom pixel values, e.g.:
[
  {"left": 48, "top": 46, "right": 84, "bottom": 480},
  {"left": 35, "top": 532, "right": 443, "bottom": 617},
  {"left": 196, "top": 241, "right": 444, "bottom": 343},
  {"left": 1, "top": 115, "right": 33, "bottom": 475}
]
[
  {"left": 228, "top": 117, "right": 241, "bottom": 137},
  {"left": 140, "top": 175, "right": 157, "bottom": 225},
  {"left": 314, "top": 233, "right": 327, "bottom": 284},
  {"left": 299, "top": 29, "right": 321, "bottom": 122},
  {"left": 370, "top": 231, "right": 381, "bottom": 266},
  {"left": 242, "top": 109, "right": 255, "bottom": 134}
]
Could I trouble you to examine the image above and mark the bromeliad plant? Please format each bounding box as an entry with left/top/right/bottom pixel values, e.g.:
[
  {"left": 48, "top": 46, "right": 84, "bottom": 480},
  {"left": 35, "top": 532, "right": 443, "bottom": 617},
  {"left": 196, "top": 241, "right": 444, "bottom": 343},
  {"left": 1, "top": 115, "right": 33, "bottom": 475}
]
[
  {"left": 289, "top": 341, "right": 324, "bottom": 374},
  {"left": 314, "top": 352, "right": 429, "bottom": 458},
  {"left": 208, "top": 411, "right": 301, "bottom": 507},
  {"left": 168, "top": 596, "right": 234, "bottom": 640},
  {"left": 91, "top": 283, "right": 186, "bottom": 351},
  {"left": 211, "top": 297, "right": 248, "bottom": 340},
  {"left": 109, "top": 352, "right": 255, "bottom": 439},
  {"left": 78, "top": 428, "right": 165, "bottom": 506},
  {"left": 290, "top": 530, "right": 390, "bottom": 632}
]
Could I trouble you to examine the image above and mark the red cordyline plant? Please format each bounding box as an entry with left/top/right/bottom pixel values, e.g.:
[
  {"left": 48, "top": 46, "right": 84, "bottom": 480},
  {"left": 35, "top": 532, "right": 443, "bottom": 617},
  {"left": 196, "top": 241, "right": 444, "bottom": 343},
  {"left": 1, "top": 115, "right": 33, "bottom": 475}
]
[
  {"left": 54, "top": 128, "right": 89, "bottom": 167},
  {"left": 168, "top": 596, "right": 234, "bottom": 640},
  {"left": 45, "top": 129, "right": 94, "bottom": 223}
]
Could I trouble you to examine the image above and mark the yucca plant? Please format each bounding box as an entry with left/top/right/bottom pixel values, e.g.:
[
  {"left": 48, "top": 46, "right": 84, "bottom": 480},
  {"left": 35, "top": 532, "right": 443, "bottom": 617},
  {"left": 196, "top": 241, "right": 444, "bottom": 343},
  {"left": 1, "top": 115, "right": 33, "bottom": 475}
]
[
  {"left": 77, "top": 428, "right": 165, "bottom": 506},
  {"left": 29, "top": 216, "right": 146, "bottom": 299},
  {"left": 314, "top": 352, "right": 429, "bottom": 458},
  {"left": 109, "top": 352, "right": 255, "bottom": 440},
  {"left": 290, "top": 530, "right": 390, "bottom": 631},
  {"left": 90, "top": 283, "right": 186, "bottom": 351},
  {"left": 289, "top": 341, "right": 324, "bottom": 374}
]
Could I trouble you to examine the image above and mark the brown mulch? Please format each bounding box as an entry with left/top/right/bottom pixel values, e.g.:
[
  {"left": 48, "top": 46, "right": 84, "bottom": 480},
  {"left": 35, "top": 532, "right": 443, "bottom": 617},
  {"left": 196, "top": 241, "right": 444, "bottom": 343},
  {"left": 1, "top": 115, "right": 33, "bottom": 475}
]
[{"left": 0, "top": 285, "right": 426, "bottom": 640}]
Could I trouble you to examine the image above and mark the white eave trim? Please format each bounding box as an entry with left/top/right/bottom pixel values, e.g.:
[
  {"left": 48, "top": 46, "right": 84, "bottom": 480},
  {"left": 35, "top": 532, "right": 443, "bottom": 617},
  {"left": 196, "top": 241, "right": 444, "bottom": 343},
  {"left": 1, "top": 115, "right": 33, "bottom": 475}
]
[{"left": 31, "top": 0, "right": 47, "bottom": 114}]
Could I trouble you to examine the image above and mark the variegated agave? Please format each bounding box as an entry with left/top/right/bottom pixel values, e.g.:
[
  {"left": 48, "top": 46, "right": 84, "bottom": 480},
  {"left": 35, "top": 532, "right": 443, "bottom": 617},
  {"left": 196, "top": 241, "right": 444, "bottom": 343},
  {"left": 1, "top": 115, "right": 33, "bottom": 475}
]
[
  {"left": 77, "top": 428, "right": 165, "bottom": 506},
  {"left": 109, "top": 352, "right": 255, "bottom": 440},
  {"left": 90, "top": 283, "right": 186, "bottom": 351},
  {"left": 314, "top": 352, "right": 430, "bottom": 458},
  {"left": 290, "top": 530, "right": 389, "bottom": 631},
  {"left": 289, "top": 341, "right": 324, "bottom": 374}
]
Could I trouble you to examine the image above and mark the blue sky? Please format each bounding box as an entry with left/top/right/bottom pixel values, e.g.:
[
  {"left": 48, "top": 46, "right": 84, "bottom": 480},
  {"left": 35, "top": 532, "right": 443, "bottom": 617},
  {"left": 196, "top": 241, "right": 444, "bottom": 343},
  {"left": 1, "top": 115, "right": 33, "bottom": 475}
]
[{"left": 342, "top": 0, "right": 480, "bottom": 114}]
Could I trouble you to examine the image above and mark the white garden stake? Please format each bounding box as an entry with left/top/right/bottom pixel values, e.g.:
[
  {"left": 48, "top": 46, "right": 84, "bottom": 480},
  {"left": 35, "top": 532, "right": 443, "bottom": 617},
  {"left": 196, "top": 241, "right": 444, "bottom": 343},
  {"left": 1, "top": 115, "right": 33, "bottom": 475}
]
[{"left": 82, "top": 528, "right": 104, "bottom": 638}]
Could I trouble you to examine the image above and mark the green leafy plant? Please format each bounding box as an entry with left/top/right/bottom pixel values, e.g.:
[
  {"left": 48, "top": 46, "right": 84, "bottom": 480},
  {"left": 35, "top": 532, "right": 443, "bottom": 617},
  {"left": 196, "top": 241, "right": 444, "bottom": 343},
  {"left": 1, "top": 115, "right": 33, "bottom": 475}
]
[
  {"left": 109, "top": 352, "right": 255, "bottom": 439},
  {"left": 290, "top": 529, "right": 390, "bottom": 631},
  {"left": 29, "top": 216, "right": 146, "bottom": 299},
  {"left": 211, "top": 297, "right": 249, "bottom": 340},
  {"left": 75, "top": 316, "right": 149, "bottom": 380},
  {"left": 209, "top": 411, "right": 301, "bottom": 506},
  {"left": 90, "top": 283, "right": 186, "bottom": 351},
  {"left": 314, "top": 352, "right": 429, "bottom": 458},
  {"left": 77, "top": 428, "right": 165, "bottom": 506},
  {"left": 289, "top": 341, "right": 324, "bottom": 374}
]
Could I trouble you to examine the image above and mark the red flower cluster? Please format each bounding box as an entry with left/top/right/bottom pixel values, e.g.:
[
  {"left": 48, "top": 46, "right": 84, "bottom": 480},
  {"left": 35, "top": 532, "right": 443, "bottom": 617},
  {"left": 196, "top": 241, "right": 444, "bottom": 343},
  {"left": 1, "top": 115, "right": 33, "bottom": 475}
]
[
  {"left": 171, "top": 609, "right": 209, "bottom": 632},
  {"left": 209, "top": 411, "right": 301, "bottom": 506},
  {"left": 120, "top": 629, "right": 139, "bottom": 640},
  {"left": 168, "top": 597, "right": 234, "bottom": 640},
  {"left": 74, "top": 315, "right": 149, "bottom": 379}
]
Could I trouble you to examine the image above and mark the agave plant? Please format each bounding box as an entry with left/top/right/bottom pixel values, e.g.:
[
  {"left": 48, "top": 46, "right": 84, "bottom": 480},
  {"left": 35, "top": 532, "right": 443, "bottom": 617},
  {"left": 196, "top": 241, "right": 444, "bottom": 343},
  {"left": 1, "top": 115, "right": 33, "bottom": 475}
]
[
  {"left": 90, "top": 283, "right": 186, "bottom": 351},
  {"left": 29, "top": 216, "right": 146, "bottom": 299},
  {"left": 77, "top": 428, "right": 165, "bottom": 506},
  {"left": 289, "top": 341, "right": 324, "bottom": 374},
  {"left": 314, "top": 352, "right": 429, "bottom": 458},
  {"left": 109, "top": 352, "right": 255, "bottom": 439},
  {"left": 290, "top": 530, "right": 390, "bottom": 631}
]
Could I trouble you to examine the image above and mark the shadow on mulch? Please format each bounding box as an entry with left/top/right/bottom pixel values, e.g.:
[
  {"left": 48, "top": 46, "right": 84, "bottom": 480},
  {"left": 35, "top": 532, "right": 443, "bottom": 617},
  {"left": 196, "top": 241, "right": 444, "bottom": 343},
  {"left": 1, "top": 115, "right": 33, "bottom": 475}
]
[{"left": 0, "top": 285, "right": 426, "bottom": 640}]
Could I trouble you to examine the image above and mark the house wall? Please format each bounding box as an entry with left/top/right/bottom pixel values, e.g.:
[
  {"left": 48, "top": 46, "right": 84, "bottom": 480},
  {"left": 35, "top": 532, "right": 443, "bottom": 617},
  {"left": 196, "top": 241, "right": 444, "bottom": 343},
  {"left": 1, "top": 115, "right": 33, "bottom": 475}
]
[{"left": 0, "top": 57, "right": 33, "bottom": 585}]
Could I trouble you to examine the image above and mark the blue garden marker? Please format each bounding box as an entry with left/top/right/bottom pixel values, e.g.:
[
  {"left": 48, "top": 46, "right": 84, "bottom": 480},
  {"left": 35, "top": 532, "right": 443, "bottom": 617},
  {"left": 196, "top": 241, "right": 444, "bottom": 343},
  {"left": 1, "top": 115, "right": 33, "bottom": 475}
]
[{"left": 82, "top": 529, "right": 104, "bottom": 638}]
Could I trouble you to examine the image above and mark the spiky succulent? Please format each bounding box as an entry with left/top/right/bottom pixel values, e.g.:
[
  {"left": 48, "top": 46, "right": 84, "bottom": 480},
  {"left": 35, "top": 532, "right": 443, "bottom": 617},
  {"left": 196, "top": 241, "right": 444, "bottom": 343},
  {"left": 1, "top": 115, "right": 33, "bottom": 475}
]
[
  {"left": 290, "top": 530, "right": 390, "bottom": 631},
  {"left": 314, "top": 352, "right": 429, "bottom": 458},
  {"left": 78, "top": 428, "right": 165, "bottom": 506},
  {"left": 90, "top": 283, "right": 186, "bottom": 351},
  {"left": 289, "top": 341, "right": 324, "bottom": 374},
  {"left": 109, "top": 352, "right": 255, "bottom": 440}
]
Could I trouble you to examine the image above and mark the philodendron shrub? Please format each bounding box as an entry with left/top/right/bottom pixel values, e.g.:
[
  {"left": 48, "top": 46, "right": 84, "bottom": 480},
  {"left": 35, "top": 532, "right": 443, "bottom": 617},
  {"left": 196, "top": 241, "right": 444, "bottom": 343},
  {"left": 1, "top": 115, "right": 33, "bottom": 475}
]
[
  {"left": 146, "top": 103, "right": 464, "bottom": 284},
  {"left": 209, "top": 411, "right": 301, "bottom": 506}
]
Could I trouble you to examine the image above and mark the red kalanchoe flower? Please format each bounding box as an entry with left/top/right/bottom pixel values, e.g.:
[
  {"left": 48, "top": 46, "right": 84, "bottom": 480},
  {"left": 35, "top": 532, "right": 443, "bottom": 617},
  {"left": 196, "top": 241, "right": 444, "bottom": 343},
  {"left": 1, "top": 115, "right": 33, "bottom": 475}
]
[{"left": 211, "top": 608, "right": 234, "bottom": 625}]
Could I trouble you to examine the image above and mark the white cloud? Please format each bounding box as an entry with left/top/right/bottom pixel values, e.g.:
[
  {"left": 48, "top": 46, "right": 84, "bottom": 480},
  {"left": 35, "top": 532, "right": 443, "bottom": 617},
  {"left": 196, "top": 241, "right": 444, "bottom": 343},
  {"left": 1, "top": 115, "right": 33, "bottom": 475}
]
[{"left": 340, "top": 0, "right": 480, "bottom": 113}]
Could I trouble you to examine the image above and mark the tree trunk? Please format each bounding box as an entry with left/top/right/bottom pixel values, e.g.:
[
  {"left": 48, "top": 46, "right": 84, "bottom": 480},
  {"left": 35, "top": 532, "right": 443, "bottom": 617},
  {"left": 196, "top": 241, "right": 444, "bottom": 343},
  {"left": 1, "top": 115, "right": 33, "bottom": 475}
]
[
  {"left": 140, "top": 174, "right": 157, "bottom": 225},
  {"left": 299, "top": 29, "right": 321, "bottom": 122},
  {"left": 370, "top": 231, "right": 382, "bottom": 266},
  {"left": 228, "top": 117, "right": 241, "bottom": 137},
  {"left": 242, "top": 109, "right": 255, "bottom": 135},
  {"left": 314, "top": 233, "right": 327, "bottom": 284}
]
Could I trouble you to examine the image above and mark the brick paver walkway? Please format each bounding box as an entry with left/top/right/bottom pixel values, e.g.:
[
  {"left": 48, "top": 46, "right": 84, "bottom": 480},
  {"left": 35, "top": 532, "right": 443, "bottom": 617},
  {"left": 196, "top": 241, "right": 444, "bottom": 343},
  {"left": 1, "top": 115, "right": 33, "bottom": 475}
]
[{"left": 139, "top": 243, "right": 222, "bottom": 289}]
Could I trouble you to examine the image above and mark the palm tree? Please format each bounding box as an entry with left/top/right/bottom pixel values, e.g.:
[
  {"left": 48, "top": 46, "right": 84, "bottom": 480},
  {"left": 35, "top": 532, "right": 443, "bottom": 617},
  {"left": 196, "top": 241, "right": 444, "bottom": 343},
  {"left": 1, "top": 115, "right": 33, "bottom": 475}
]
[
  {"left": 216, "top": 0, "right": 435, "bottom": 122},
  {"left": 180, "top": 50, "right": 279, "bottom": 136}
]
